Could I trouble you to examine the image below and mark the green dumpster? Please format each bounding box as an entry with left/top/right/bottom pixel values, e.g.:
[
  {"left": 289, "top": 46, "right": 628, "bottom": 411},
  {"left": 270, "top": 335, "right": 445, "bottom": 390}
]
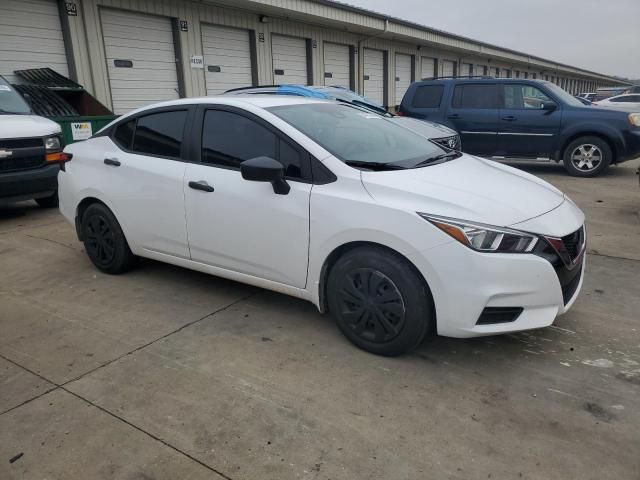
[{"left": 50, "top": 115, "right": 117, "bottom": 145}]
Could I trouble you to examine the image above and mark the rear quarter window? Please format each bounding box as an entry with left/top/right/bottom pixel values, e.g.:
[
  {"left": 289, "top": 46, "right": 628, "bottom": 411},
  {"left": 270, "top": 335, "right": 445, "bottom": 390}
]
[{"left": 411, "top": 85, "right": 444, "bottom": 108}]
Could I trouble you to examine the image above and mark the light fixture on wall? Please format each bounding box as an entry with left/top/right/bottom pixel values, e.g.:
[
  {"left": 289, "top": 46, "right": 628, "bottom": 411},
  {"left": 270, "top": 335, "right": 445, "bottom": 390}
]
[{"left": 259, "top": 15, "right": 269, "bottom": 23}]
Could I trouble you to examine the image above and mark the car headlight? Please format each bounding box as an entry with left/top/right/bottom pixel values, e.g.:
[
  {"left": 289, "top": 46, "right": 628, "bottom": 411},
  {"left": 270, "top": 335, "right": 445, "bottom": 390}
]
[
  {"left": 419, "top": 214, "right": 538, "bottom": 253},
  {"left": 629, "top": 113, "right": 640, "bottom": 127},
  {"left": 44, "top": 135, "right": 62, "bottom": 151}
]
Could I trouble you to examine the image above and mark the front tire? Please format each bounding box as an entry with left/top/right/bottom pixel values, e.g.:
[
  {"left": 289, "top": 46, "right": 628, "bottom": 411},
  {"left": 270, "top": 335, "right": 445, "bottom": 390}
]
[
  {"left": 326, "top": 246, "right": 434, "bottom": 356},
  {"left": 562, "top": 136, "right": 611, "bottom": 177},
  {"left": 81, "top": 203, "right": 136, "bottom": 274}
]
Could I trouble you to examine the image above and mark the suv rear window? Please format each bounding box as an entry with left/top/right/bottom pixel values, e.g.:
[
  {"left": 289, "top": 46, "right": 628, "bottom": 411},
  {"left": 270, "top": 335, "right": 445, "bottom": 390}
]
[
  {"left": 452, "top": 84, "right": 498, "bottom": 109},
  {"left": 411, "top": 85, "right": 444, "bottom": 108}
]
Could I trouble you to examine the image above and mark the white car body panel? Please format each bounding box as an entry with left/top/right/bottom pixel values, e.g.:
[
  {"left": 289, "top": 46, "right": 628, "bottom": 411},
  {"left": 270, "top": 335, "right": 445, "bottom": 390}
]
[{"left": 60, "top": 96, "right": 586, "bottom": 340}]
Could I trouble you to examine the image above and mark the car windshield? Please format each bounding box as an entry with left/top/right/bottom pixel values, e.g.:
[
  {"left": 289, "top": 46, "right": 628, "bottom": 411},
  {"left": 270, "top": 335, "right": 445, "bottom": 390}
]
[
  {"left": 268, "top": 103, "right": 449, "bottom": 168},
  {"left": 545, "top": 82, "right": 585, "bottom": 107},
  {"left": 0, "top": 77, "right": 31, "bottom": 114}
]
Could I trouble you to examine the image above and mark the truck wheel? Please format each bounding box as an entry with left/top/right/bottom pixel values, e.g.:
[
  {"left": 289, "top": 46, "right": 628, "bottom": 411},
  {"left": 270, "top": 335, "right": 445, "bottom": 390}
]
[
  {"left": 35, "top": 191, "right": 58, "bottom": 208},
  {"left": 81, "top": 203, "right": 136, "bottom": 274},
  {"left": 562, "top": 136, "right": 612, "bottom": 177},
  {"left": 326, "top": 246, "right": 434, "bottom": 356}
]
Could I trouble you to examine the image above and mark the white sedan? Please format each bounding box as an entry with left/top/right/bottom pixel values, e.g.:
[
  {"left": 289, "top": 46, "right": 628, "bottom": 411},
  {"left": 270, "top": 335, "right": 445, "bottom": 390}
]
[
  {"left": 593, "top": 94, "right": 640, "bottom": 110},
  {"left": 58, "top": 96, "right": 586, "bottom": 356}
]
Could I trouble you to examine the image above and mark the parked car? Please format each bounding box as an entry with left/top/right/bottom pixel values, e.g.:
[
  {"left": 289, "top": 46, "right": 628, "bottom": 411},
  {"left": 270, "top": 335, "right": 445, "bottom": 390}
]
[
  {"left": 0, "top": 75, "right": 65, "bottom": 207},
  {"left": 225, "top": 84, "right": 461, "bottom": 150},
  {"left": 578, "top": 92, "right": 596, "bottom": 102},
  {"left": 593, "top": 94, "right": 640, "bottom": 110},
  {"left": 574, "top": 96, "right": 592, "bottom": 106},
  {"left": 59, "top": 96, "right": 586, "bottom": 356},
  {"left": 399, "top": 78, "right": 640, "bottom": 177}
]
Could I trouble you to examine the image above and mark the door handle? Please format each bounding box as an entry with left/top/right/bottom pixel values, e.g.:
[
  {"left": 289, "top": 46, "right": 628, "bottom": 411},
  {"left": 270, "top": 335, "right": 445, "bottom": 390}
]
[
  {"left": 188, "top": 180, "right": 214, "bottom": 192},
  {"left": 104, "top": 158, "right": 121, "bottom": 167},
  {"left": 447, "top": 114, "right": 460, "bottom": 119},
  {"left": 502, "top": 115, "right": 517, "bottom": 121}
]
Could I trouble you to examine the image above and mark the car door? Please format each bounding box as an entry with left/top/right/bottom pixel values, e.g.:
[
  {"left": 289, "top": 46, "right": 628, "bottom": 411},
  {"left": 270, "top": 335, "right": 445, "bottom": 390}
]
[
  {"left": 100, "top": 108, "right": 191, "bottom": 258},
  {"left": 184, "top": 106, "right": 312, "bottom": 288},
  {"left": 497, "top": 83, "right": 561, "bottom": 158},
  {"left": 446, "top": 83, "right": 500, "bottom": 155}
]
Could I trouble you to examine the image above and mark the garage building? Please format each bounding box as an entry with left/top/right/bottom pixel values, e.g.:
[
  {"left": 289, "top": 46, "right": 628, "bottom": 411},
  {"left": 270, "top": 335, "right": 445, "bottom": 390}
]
[{"left": 2, "top": 0, "right": 629, "bottom": 113}]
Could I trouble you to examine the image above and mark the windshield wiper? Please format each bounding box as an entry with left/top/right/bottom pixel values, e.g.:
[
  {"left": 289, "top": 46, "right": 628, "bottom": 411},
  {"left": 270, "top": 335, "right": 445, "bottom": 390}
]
[
  {"left": 344, "top": 160, "right": 406, "bottom": 171},
  {"left": 413, "top": 151, "right": 462, "bottom": 168}
]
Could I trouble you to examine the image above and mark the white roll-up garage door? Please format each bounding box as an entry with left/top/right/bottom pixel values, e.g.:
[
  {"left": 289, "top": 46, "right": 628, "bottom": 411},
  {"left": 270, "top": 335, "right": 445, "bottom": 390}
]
[
  {"left": 420, "top": 57, "right": 436, "bottom": 80},
  {"left": 474, "top": 65, "right": 485, "bottom": 76},
  {"left": 272, "top": 34, "right": 308, "bottom": 85},
  {"left": 0, "top": 0, "right": 68, "bottom": 83},
  {"left": 323, "top": 42, "right": 350, "bottom": 87},
  {"left": 363, "top": 48, "right": 385, "bottom": 106},
  {"left": 202, "top": 24, "right": 253, "bottom": 95},
  {"left": 101, "top": 9, "right": 180, "bottom": 115},
  {"left": 440, "top": 60, "right": 456, "bottom": 77},
  {"left": 394, "top": 53, "right": 412, "bottom": 106}
]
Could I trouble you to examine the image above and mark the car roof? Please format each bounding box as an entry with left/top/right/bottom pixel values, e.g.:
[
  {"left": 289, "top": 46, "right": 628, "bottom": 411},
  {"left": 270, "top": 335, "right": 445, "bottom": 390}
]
[{"left": 119, "top": 95, "right": 330, "bottom": 117}]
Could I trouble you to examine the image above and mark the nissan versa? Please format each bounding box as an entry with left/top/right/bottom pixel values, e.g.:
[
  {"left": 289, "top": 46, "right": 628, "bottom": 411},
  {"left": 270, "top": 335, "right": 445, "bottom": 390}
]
[{"left": 58, "top": 97, "right": 586, "bottom": 356}]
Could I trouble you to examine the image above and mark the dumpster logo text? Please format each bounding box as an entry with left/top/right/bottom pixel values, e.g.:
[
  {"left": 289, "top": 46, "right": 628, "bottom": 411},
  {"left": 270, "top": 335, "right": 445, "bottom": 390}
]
[{"left": 71, "top": 122, "right": 92, "bottom": 141}]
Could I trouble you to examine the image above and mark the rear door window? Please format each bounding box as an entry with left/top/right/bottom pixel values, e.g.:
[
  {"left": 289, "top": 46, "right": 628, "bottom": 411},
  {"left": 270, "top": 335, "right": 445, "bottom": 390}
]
[
  {"left": 451, "top": 84, "right": 498, "bottom": 109},
  {"left": 411, "top": 85, "right": 444, "bottom": 108},
  {"left": 131, "top": 110, "right": 188, "bottom": 158}
]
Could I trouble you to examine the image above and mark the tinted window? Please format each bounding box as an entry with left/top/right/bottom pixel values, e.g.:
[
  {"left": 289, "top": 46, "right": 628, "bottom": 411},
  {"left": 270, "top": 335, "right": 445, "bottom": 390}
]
[
  {"left": 113, "top": 120, "right": 135, "bottom": 149},
  {"left": 132, "top": 111, "right": 187, "bottom": 158},
  {"left": 452, "top": 84, "right": 498, "bottom": 109},
  {"left": 504, "top": 84, "right": 551, "bottom": 109},
  {"left": 201, "top": 110, "right": 304, "bottom": 179},
  {"left": 411, "top": 85, "right": 444, "bottom": 108}
]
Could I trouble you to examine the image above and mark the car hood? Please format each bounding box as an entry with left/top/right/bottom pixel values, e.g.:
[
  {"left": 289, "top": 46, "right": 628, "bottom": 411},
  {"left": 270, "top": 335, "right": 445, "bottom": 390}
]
[
  {"left": 0, "top": 114, "right": 61, "bottom": 138},
  {"left": 390, "top": 116, "right": 457, "bottom": 138},
  {"left": 361, "top": 154, "right": 565, "bottom": 228}
]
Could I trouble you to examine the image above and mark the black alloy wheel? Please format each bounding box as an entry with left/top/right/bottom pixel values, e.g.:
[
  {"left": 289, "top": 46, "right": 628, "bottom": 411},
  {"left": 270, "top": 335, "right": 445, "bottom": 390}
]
[{"left": 85, "top": 213, "right": 116, "bottom": 268}]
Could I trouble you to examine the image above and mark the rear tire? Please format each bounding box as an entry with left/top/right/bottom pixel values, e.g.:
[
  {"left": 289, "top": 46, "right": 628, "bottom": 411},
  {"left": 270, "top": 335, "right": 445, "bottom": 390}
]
[
  {"left": 81, "top": 203, "right": 136, "bottom": 274},
  {"left": 562, "top": 136, "right": 611, "bottom": 177},
  {"left": 326, "top": 246, "right": 434, "bottom": 356},
  {"left": 35, "top": 191, "right": 58, "bottom": 208}
]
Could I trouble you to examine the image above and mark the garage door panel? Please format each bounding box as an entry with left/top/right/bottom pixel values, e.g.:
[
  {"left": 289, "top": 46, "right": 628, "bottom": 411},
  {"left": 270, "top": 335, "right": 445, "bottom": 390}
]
[
  {"left": 441, "top": 60, "right": 455, "bottom": 77},
  {"left": 272, "top": 35, "right": 309, "bottom": 85},
  {"left": 101, "top": 9, "right": 179, "bottom": 114},
  {"left": 394, "top": 53, "right": 412, "bottom": 106},
  {"left": 0, "top": 0, "right": 68, "bottom": 82},
  {"left": 323, "top": 42, "right": 350, "bottom": 87},
  {"left": 363, "top": 48, "right": 385, "bottom": 106},
  {"left": 420, "top": 57, "right": 435, "bottom": 79},
  {"left": 201, "top": 24, "right": 253, "bottom": 95}
]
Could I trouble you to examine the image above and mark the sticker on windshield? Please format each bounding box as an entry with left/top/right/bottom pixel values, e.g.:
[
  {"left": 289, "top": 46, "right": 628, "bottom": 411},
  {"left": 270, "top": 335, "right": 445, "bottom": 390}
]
[{"left": 0, "top": 85, "right": 12, "bottom": 91}]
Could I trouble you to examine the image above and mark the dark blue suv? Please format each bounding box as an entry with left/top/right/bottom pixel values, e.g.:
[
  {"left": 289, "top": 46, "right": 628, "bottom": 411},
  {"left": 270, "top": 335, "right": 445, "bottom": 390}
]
[{"left": 399, "top": 78, "right": 640, "bottom": 176}]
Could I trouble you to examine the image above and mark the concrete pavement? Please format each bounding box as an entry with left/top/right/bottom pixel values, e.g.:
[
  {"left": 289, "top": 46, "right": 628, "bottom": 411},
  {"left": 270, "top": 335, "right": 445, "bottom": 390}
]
[{"left": 1, "top": 159, "right": 639, "bottom": 480}]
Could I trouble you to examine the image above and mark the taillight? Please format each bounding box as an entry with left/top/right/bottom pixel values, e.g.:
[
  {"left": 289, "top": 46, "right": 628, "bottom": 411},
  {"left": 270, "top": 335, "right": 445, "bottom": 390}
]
[
  {"left": 396, "top": 110, "right": 405, "bottom": 116},
  {"left": 58, "top": 152, "right": 73, "bottom": 171}
]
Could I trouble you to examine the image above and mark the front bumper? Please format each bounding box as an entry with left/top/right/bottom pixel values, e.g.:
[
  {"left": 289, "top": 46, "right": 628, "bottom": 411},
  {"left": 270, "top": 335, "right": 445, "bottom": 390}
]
[
  {"left": 0, "top": 164, "right": 59, "bottom": 203},
  {"left": 619, "top": 130, "right": 640, "bottom": 163},
  {"left": 409, "top": 239, "right": 585, "bottom": 338}
]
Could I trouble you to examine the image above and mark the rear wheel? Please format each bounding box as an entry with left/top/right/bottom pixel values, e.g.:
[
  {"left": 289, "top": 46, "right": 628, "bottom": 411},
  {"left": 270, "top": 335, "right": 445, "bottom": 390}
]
[
  {"left": 327, "top": 246, "right": 434, "bottom": 356},
  {"left": 81, "top": 203, "right": 136, "bottom": 274},
  {"left": 562, "top": 136, "right": 611, "bottom": 177},
  {"left": 35, "top": 191, "right": 58, "bottom": 208}
]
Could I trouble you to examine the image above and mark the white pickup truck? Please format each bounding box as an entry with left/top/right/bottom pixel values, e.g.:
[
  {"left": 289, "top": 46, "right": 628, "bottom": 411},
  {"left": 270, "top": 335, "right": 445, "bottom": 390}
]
[{"left": 0, "top": 75, "right": 63, "bottom": 207}]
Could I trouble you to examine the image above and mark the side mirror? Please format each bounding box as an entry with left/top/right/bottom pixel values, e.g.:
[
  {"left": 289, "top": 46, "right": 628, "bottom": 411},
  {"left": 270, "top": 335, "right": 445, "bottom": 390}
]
[
  {"left": 541, "top": 100, "right": 558, "bottom": 112},
  {"left": 240, "top": 156, "right": 290, "bottom": 195}
]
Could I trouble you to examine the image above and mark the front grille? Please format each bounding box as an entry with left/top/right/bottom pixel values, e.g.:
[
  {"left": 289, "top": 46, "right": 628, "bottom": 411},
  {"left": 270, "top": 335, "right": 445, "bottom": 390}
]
[
  {"left": 476, "top": 307, "right": 523, "bottom": 325},
  {"left": 562, "top": 264, "right": 583, "bottom": 304},
  {"left": 562, "top": 227, "right": 584, "bottom": 262},
  {"left": 0, "top": 137, "right": 46, "bottom": 173},
  {"left": 0, "top": 155, "right": 46, "bottom": 173},
  {"left": 0, "top": 138, "right": 43, "bottom": 149}
]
